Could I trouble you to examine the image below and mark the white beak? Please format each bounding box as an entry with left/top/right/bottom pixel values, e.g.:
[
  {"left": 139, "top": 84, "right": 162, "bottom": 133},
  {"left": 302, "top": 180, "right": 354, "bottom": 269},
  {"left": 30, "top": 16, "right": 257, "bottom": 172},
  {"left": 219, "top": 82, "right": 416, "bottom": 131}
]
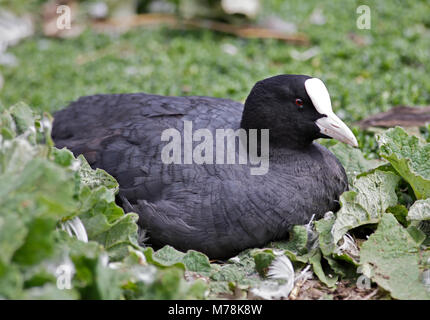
[
  {"left": 315, "top": 112, "right": 358, "bottom": 147},
  {"left": 304, "top": 78, "right": 358, "bottom": 148}
]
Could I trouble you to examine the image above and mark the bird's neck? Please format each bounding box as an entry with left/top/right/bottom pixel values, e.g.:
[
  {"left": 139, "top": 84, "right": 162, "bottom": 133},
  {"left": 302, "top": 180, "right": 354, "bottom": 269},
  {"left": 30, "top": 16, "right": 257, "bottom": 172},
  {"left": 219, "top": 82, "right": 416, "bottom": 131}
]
[
  {"left": 240, "top": 119, "right": 313, "bottom": 151},
  {"left": 270, "top": 135, "right": 315, "bottom": 150},
  {"left": 240, "top": 101, "right": 315, "bottom": 150}
]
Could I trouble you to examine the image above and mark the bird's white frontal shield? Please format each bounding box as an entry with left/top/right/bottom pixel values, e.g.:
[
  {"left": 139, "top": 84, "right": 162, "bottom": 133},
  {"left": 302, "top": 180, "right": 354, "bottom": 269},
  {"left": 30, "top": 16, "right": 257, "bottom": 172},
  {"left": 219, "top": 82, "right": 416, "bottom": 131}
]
[{"left": 304, "top": 78, "right": 358, "bottom": 147}]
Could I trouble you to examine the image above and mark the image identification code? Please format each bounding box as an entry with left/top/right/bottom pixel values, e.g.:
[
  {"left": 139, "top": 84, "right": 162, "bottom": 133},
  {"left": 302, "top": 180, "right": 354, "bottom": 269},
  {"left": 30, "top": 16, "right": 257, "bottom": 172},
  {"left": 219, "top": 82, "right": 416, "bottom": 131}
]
[{"left": 168, "top": 304, "right": 263, "bottom": 317}]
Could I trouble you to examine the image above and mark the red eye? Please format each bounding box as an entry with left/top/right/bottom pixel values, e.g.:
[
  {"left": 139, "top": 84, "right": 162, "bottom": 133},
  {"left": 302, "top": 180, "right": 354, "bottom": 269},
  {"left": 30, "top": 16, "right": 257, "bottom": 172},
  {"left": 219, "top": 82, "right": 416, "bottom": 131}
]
[{"left": 295, "top": 98, "right": 304, "bottom": 107}]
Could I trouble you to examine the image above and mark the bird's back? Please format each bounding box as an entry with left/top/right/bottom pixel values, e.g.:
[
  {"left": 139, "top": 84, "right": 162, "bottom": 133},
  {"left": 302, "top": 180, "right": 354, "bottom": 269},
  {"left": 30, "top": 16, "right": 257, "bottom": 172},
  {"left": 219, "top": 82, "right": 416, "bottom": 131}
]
[{"left": 53, "top": 93, "right": 243, "bottom": 170}]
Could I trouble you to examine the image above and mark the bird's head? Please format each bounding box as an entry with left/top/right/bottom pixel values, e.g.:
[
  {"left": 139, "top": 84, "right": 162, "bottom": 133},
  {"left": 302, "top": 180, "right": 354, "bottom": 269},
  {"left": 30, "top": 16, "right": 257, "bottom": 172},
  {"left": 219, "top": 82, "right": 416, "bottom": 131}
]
[{"left": 241, "top": 74, "right": 358, "bottom": 148}]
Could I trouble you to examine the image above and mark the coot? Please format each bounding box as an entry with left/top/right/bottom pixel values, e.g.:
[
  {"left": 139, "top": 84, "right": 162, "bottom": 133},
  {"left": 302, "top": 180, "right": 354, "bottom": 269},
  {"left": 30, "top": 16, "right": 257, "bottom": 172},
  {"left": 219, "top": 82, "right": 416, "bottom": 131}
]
[{"left": 52, "top": 74, "right": 357, "bottom": 259}]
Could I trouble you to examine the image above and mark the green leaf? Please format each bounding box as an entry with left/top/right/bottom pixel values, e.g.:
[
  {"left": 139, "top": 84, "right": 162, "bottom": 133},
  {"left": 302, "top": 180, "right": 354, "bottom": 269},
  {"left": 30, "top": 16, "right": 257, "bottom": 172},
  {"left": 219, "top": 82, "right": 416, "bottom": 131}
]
[
  {"left": 92, "top": 213, "right": 140, "bottom": 261},
  {"left": 52, "top": 147, "right": 76, "bottom": 167},
  {"left": 140, "top": 267, "right": 200, "bottom": 300},
  {"left": 0, "top": 261, "right": 23, "bottom": 299},
  {"left": 183, "top": 279, "right": 207, "bottom": 299},
  {"left": 387, "top": 204, "right": 409, "bottom": 226},
  {"left": 315, "top": 216, "right": 336, "bottom": 257},
  {"left": 332, "top": 170, "right": 401, "bottom": 244},
  {"left": 324, "top": 255, "right": 356, "bottom": 278},
  {"left": 143, "top": 247, "right": 186, "bottom": 270},
  {"left": 145, "top": 246, "right": 212, "bottom": 274},
  {"left": 77, "top": 155, "right": 118, "bottom": 192},
  {"left": 360, "top": 213, "right": 430, "bottom": 300},
  {"left": 93, "top": 259, "right": 124, "bottom": 300},
  {"left": 407, "top": 198, "right": 430, "bottom": 221},
  {"left": 153, "top": 245, "right": 185, "bottom": 265},
  {"left": 269, "top": 225, "right": 313, "bottom": 265},
  {"left": 22, "top": 284, "right": 79, "bottom": 300},
  {"left": 182, "top": 250, "right": 211, "bottom": 273},
  {"left": 0, "top": 212, "right": 28, "bottom": 264},
  {"left": 57, "top": 233, "right": 123, "bottom": 300},
  {"left": 0, "top": 109, "right": 17, "bottom": 140},
  {"left": 0, "top": 159, "right": 78, "bottom": 220},
  {"left": 253, "top": 250, "right": 276, "bottom": 277},
  {"left": 8, "top": 102, "right": 37, "bottom": 135},
  {"left": 80, "top": 199, "right": 140, "bottom": 261},
  {"left": 0, "top": 105, "right": 211, "bottom": 300},
  {"left": 406, "top": 226, "right": 426, "bottom": 245},
  {"left": 73, "top": 254, "right": 123, "bottom": 300},
  {"left": 12, "top": 217, "right": 57, "bottom": 266},
  {"left": 309, "top": 250, "right": 338, "bottom": 288},
  {"left": 315, "top": 216, "right": 358, "bottom": 279},
  {"left": 208, "top": 249, "right": 260, "bottom": 295},
  {"left": 0, "top": 138, "right": 36, "bottom": 175},
  {"left": 76, "top": 157, "right": 140, "bottom": 261},
  {"left": 269, "top": 225, "right": 308, "bottom": 255},
  {"left": 377, "top": 127, "right": 430, "bottom": 199},
  {"left": 329, "top": 142, "right": 382, "bottom": 184}
]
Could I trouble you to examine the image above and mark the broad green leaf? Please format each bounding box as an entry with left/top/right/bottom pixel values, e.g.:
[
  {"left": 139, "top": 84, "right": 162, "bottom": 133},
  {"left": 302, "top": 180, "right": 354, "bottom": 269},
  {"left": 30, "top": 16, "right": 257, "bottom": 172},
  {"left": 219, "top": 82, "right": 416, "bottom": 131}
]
[
  {"left": 57, "top": 230, "right": 103, "bottom": 260},
  {"left": 23, "top": 267, "right": 57, "bottom": 289},
  {"left": 182, "top": 250, "right": 211, "bottom": 273},
  {"left": 93, "top": 258, "right": 124, "bottom": 300},
  {"left": 58, "top": 233, "right": 124, "bottom": 300},
  {"left": 0, "top": 105, "right": 210, "bottom": 300},
  {"left": 309, "top": 250, "right": 338, "bottom": 288},
  {"left": 12, "top": 217, "right": 57, "bottom": 266},
  {"left": 153, "top": 245, "right": 186, "bottom": 265},
  {"left": 271, "top": 222, "right": 349, "bottom": 287},
  {"left": 143, "top": 247, "right": 186, "bottom": 270},
  {"left": 0, "top": 261, "right": 23, "bottom": 299},
  {"left": 0, "top": 159, "right": 78, "bottom": 219},
  {"left": 77, "top": 155, "right": 118, "bottom": 192},
  {"left": 387, "top": 204, "right": 409, "bottom": 226},
  {"left": 88, "top": 213, "right": 140, "bottom": 261},
  {"left": 332, "top": 170, "right": 401, "bottom": 244},
  {"left": 7, "top": 102, "right": 37, "bottom": 135},
  {"left": 315, "top": 216, "right": 336, "bottom": 257},
  {"left": 323, "top": 255, "right": 356, "bottom": 279},
  {"left": 138, "top": 267, "right": 205, "bottom": 300},
  {"left": 329, "top": 142, "right": 382, "bottom": 184},
  {"left": 183, "top": 279, "right": 207, "bottom": 299},
  {"left": 208, "top": 249, "right": 260, "bottom": 295},
  {"left": 406, "top": 226, "right": 426, "bottom": 245},
  {"left": 0, "top": 108, "right": 17, "bottom": 139},
  {"left": 145, "top": 246, "right": 211, "bottom": 274},
  {"left": 315, "top": 216, "right": 358, "bottom": 274},
  {"left": 22, "top": 284, "right": 79, "bottom": 300},
  {"left": 253, "top": 250, "right": 276, "bottom": 277},
  {"left": 76, "top": 157, "right": 140, "bottom": 261},
  {"left": 72, "top": 254, "right": 123, "bottom": 300},
  {"left": 269, "top": 225, "right": 312, "bottom": 264},
  {"left": 360, "top": 213, "right": 430, "bottom": 300},
  {"left": 377, "top": 127, "right": 430, "bottom": 199},
  {"left": 0, "top": 212, "right": 28, "bottom": 263},
  {"left": 407, "top": 198, "right": 430, "bottom": 221},
  {"left": 0, "top": 138, "right": 36, "bottom": 174},
  {"left": 269, "top": 225, "right": 308, "bottom": 256},
  {"left": 77, "top": 185, "right": 118, "bottom": 217},
  {"left": 52, "top": 147, "right": 76, "bottom": 167}
]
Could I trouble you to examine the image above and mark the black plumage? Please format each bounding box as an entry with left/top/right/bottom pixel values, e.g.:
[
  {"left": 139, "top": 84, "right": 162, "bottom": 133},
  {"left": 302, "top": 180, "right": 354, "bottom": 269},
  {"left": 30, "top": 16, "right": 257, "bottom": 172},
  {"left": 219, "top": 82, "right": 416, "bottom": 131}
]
[{"left": 52, "top": 74, "right": 349, "bottom": 259}]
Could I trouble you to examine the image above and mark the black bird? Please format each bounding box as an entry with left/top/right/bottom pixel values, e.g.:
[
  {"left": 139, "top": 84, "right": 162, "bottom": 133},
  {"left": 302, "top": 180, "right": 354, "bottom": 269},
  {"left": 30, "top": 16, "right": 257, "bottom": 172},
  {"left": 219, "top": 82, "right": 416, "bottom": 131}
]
[{"left": 52, "top": 75, "right": 357, "bottom": 259}]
